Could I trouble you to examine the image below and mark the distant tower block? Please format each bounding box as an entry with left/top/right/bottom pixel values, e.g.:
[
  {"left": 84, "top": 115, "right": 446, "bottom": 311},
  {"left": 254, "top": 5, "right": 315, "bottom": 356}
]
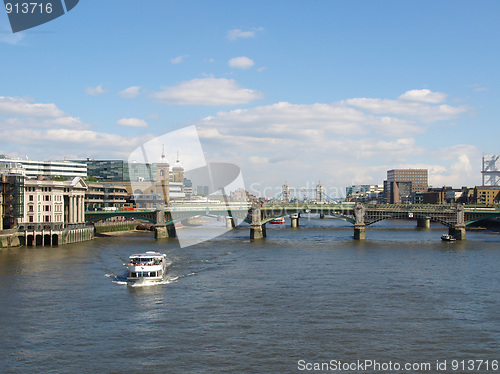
[
  {"left": 482, "top": 155, "right": 500, "bottom": 186},
  {"left": 282, "top": 182, "right": 290, "bottom": 204},
  {"left": 316, "top": 182, "right": 324, "bottom": 202}
]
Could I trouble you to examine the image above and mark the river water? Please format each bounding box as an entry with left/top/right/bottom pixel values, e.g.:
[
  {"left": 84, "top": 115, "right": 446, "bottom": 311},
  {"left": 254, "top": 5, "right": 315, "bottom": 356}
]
[{"left": 1, "top": 218, "right": 500, "bottom": 373}]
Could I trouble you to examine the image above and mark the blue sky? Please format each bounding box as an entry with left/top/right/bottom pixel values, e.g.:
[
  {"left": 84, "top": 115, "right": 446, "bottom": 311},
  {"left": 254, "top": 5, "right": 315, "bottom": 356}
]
[{"left": 1, "top": 1, "right": 499, "bottom": 196}]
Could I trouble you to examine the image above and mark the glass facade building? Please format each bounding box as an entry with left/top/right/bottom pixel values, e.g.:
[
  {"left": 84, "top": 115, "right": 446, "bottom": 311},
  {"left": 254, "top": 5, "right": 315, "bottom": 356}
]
[{"left": 75, "top": 160, "right": 158, "bottom": 182}]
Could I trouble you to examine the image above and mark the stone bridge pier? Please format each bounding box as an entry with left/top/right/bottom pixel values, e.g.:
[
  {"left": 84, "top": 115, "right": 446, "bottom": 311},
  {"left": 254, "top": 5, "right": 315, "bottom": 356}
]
[
  {"left": 226, "top": 216, "right": 236, "bottom": 229},
  {"left": 154, "top": 207, "right": 176, "bottom": 239},
  {"left": 353, "top": 203, "right": 366, "bottom": 240},
  {"left": 250, "top": 204, "right": 266, "bottom": 239},
  {"left": 449, "top": 204, "right": 466, "bottom": 240},
  {"left": 416, "top": 218, "right": 431, "bottom": 228}
]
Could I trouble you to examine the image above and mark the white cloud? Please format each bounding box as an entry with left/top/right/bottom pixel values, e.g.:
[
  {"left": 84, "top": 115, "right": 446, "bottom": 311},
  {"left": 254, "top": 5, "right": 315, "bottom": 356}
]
[
  {"left": 200, "top": 101, "right": 422, "bottom": 139},
  {"left": 85, "top": 84, "right": 107, "bottom": 96},
  {"left": 0, "top": 125, "right": 151, "bottom": 160},
  {"left": 116, "top": 118, "right": 148, "bottom": 127},
  {"left": 0, "top": 90, "right": 477, "bottom": 192},
  {"left": 227, "top": 28, "right": 263, "bottom": 41},
  {"left": 171, "top": 55, "right": 188, "bottom": 64},
  {"left": 398, "top": 89, "right": 447, "bottom": 103},
  {"left": 0, "top": 95, "right": 151, "bottom": 160},
  {"left": 469, "top": 83, "right": 488, "bottom": 93},
  {"left": 151, "top": 77, "right": 263, "bottom": 106},
  {"left": 195, "top": 90, "right": 474, "bottom": 190},
  {"left": 228, "top": 56, "right": 255, "bottom": 70},
  {"left": 344, "top": 95, "right": 467, "bottom": 121},
  {"left": 0, "top": 96, "right": 65, "bottom": 117},
  {"left": 118, "top": 86, "right": 141, "bottom": 98}
]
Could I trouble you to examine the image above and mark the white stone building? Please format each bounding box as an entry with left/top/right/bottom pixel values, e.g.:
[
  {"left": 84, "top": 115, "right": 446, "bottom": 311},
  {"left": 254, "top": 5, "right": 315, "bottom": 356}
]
[{"left": 21, "top": 177, "right": 87, "bottom": 230}]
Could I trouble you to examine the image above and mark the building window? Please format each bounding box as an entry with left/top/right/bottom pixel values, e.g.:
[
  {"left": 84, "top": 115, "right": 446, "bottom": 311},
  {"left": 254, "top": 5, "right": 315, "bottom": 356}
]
[{"left": 29, "top": 195, "right": 34, "bottom": 201}]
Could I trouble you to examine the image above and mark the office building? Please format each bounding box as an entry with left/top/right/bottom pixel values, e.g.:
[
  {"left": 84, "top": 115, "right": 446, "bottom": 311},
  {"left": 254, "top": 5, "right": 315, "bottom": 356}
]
[
  {"left": 0, "top": 155, "right": 87, "bottom": 179},
  {"left": 384, "top": 169, "right": 428, "bottom": 204},
  {"left": 474, "top": 186, "right": 500, "bottom": 205},
  {"left": 346, "top": 184, "right": 384, "bottom": 202},
  {"left": 86, "top": 183, "right": 128, "bottom": 210}
]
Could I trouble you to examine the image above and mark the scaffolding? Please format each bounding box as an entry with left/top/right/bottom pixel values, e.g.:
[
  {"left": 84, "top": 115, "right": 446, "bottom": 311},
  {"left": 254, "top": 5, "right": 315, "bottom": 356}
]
[{"left": 482, "top": 155, "right": 500, "bottom": 186}]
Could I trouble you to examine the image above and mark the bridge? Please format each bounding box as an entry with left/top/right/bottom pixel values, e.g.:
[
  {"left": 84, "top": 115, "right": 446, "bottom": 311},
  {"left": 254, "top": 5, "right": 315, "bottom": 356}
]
[
  {"left": 85, "top": 203, "right": 500, "bottom": 241},
  {"left": 251, "top": 203, "right": 500, "bottom": 240},
  {"left": 85, "top": 203, "right": 252, "bottom": 239}
]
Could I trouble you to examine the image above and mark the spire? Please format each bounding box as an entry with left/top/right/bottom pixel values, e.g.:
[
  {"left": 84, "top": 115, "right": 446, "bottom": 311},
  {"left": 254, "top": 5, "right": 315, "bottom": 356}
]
[
  {"left": 174, "top": 150, "right": 184, "bottom": 170},
  {"left": 158, "top": 144, "right": 169, "bottom": 164}
]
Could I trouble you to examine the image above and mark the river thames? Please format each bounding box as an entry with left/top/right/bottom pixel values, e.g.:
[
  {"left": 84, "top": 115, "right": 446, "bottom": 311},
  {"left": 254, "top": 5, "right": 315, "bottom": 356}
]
[{"left": 1, "top": 218, "right": 500, "bottom": 373}]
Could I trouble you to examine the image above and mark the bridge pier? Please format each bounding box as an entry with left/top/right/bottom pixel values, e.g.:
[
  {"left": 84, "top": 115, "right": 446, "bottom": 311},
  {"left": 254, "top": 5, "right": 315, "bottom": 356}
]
[
  {"left": 416, "top": 218, "right": 431, "bottom": 228},
  {"left": 154, "top": 208, "right": 177, "bottom": 239},
  {"left": 354, "top": 224, "right": 366, "bottom": 240},
  {"left": 154, "top": 225, "right": 168, "bottom": 239},
  {"left": 449, "top": 204, "right": 466, "bottom": 240},
  {"left": 250, "top": 205, "right": 266, "bottom": 239},
  {"left": 291, "top": 214, "right": 300, "bottom": 228},
  {"left": 449, "top": 225, "right": 466, "bottom": 240},
  {"left": 226, "top": 216, "right": 236, "bottom": 229},
  {"left": 154, "top": 223, "right": 177, "bottom": 239},
  {"left": 250, "top": 223, "right": 266, "bottom": 239},
  {"left": 353, "top": 203, "right": 366, "bottom": 240}
]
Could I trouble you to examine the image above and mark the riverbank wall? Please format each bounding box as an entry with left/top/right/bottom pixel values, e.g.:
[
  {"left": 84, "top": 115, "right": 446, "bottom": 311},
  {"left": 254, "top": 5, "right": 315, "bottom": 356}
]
[
  {"left": 0, "top": 229, "right": 21, "bottom": 248},
  {"left": 1, "top": 225, "right": 94, "bottom": 248},
  {"left": 94, "top": 221, "right": 138, "bottom": 234}
]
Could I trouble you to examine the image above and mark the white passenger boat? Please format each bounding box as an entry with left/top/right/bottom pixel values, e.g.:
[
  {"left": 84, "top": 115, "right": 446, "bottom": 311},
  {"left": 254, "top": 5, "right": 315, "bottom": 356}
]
[{"left": 126, "top": 251, "right": 167, "bottom": 283}]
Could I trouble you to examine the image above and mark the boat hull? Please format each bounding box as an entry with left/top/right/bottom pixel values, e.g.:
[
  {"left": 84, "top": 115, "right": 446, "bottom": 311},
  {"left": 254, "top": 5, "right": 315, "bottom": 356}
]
[
  {"left": 441, "top": 235, "right": 456, "bottom": 242},
  {"left": 270, "top": 217, "right": 285, "bottom": 224}
]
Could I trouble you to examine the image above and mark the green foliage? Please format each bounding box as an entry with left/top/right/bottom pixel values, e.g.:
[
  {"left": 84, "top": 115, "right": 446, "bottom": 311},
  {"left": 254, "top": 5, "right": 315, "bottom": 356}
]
[{"left": 50, "top": 175, "right": 69, "bottom": 181}]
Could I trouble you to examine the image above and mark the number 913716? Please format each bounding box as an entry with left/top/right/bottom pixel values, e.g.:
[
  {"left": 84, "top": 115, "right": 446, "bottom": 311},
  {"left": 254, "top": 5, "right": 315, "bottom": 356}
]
[{"left": 5, "top": 2, "right": 53, "bottom": 14}]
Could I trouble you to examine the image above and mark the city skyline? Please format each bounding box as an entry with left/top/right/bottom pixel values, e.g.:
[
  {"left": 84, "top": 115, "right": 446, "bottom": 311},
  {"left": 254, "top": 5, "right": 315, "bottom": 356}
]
[{"left": 1, "top": 1, "right": 499, "bottom": 191}]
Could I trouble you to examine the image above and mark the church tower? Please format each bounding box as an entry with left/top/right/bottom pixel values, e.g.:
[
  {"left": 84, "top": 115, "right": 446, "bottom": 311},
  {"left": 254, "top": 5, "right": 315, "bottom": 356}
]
[
  {"left": 172, "top": 151, "right": 184, "bottom": 183},
  {"left": 155, "top": 145, "right": 170, "bottom": 203}
]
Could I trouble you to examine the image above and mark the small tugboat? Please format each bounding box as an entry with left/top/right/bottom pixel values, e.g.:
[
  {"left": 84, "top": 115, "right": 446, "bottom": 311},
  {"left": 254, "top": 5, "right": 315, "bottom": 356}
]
[
  {"left": 126, "top": 251, "right": 167, "bottom": 284},
  {"left": 270, "top": 217, "right": 285, "bottom": 224},
  {"left": 441, "top": 234, "right": 456, "bottom": 242}
]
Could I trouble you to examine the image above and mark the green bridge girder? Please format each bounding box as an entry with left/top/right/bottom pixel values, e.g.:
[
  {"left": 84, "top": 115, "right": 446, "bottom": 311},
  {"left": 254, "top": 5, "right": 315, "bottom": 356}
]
[
  {"left": 85, "top": 204, "right": 500, "bottom": 228},
  {"left": 258, "top": 203, "right": 500, "bottom": 228}
]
